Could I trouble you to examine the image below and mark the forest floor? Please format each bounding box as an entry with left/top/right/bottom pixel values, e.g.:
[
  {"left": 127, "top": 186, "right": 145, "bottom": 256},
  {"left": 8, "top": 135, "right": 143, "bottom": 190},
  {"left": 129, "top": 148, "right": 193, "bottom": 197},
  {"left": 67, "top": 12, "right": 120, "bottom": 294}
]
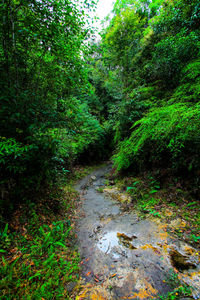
[
  {"left": 74, "top": 165, "right": 200, "bottom": 300},
  {"left": 1, "top": 164, "right": 199, "bottom": 299}
]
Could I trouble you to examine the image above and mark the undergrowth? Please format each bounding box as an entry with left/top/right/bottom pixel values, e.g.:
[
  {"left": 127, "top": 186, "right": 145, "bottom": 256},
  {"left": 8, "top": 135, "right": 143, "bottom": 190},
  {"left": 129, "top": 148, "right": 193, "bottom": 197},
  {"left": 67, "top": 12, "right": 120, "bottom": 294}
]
[
  {"left": 0, "top": 165, "right": 94, "bottom": 299},
  {"left": 159, "top": 269, "right": 192, "bottom": 299},
  {"left": 114, "top": 102, "right": 200, "bottom": 191}
]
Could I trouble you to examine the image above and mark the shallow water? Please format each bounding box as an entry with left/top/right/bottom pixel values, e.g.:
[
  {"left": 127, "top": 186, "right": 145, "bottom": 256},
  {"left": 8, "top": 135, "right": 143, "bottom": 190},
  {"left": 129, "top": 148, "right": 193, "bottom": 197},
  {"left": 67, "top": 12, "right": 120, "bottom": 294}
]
[{"left": 75, "top": 165, "right": 200, "bottom": 299}]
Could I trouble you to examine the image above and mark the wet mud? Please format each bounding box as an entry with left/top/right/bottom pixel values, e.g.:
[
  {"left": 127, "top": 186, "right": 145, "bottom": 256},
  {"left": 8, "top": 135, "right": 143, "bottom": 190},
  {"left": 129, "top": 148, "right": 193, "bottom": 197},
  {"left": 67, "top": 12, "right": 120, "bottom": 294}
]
[{"left": 75, "top": 165, "right": 200, "bottom": 299}]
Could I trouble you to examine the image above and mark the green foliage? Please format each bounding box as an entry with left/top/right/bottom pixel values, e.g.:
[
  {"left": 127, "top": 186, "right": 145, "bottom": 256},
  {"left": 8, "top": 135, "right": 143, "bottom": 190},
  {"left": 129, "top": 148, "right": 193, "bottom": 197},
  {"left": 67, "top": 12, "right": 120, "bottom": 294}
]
[
  {"left": 46, "top": 97, "right": 105, "bottom": 162},
  {"left": 0, "top": 222, "right": 79, "bottom": 299},
  {"left": 190, "top": 234, "right": 200, "bottom": 243},
  {"left": 149, "top": 30, "right": 200, "bottom": 87},
  {"left": 0, "top": 0, "right": 108, "bottom": 214},
  {"left": 0, "top": 224, "right": 11, "bottom": 250},
  {"left": 93, "top": 0, "right": 200, "bottom": 191},
  {"left": 113, "top": 85, "right": 157, "bottom": 142},
  {"left": 126, "top": 177, "right": 161, "bottom": 214},
  {"left": 171, "top": 59, "right": 200, "bottom": 103},
  {"left": 159, "top": 269, "right": 192, "bottom": 299},
  {"left": 0, "top": 190, "right": 80, "bottom": 299},
  {"left": 0, "top": 137, "right": 36, "bottom": 174},
  {"left": 104, "top": 7, "right": 146, "bottom": 86},
  {"left": 87, "top": 53, "right": 123, "bottom": 121},
  {"left": 114, "top": 102, "right": 200, "bottom": 177}
]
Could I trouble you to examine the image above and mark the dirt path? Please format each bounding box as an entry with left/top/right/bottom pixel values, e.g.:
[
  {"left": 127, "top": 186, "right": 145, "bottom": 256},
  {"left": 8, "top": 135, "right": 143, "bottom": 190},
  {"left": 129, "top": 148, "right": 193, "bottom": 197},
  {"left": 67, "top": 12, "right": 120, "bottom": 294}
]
[{"left": 75, "top": 165, "right": 200, "bottom": 299}]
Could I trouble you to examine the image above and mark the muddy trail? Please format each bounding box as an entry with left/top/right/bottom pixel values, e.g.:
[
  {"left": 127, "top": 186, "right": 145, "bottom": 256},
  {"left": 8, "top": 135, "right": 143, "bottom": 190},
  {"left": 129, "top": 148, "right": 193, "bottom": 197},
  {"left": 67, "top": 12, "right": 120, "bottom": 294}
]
[{"left": 75, "top": 165, "right": 200, "bottom": 299}]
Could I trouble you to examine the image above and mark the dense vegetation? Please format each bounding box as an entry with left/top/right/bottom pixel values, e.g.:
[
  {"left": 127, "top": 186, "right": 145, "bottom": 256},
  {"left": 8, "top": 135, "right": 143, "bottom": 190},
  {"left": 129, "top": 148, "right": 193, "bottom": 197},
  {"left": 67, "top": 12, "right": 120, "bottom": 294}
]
[
  {"left": 92, "top": 0, "right": 200, "bottom": 191},
  {"left": 1, "top": 0, "right": 199, "bottom": 216},
  {"left": 0, "top": 0, "right": 200, "bottom": 298},
  {"left": 0, "top": 0, "right": 106, "bottom": 217}
]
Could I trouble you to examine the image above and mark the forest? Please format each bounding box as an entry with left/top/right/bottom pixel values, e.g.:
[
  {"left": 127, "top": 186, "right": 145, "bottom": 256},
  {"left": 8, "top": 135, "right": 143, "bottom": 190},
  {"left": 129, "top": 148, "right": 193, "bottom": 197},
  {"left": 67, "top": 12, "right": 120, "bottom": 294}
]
[{"left": 0, "top": 0, "right": 200, "bottom": 298}]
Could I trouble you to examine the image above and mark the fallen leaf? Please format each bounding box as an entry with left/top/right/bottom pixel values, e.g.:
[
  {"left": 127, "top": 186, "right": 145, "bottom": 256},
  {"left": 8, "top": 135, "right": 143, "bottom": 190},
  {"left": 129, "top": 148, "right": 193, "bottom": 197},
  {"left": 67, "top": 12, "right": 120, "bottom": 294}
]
[{"left": 85, "top": 258, "right": 90, "bottom": 262}]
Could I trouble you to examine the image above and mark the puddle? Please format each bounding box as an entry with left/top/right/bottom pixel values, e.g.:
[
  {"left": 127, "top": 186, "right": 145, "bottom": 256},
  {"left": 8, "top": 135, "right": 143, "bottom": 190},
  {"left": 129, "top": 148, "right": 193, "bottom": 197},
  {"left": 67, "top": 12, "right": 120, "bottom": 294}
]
[
  {"left": 97, "top": 231, "right": 119, "bottom": 254},
  {"left": 75, "top": 165, "right": 200, "bottom": 299},
  {"left": 117, "top": 232, "right": 138, "bottom": 249},
  {"left": 97, "top": 231, "right": 138, "bottom": 254},
  {"left": 117, "top": 232, "right": 136, "bottom": 241}
]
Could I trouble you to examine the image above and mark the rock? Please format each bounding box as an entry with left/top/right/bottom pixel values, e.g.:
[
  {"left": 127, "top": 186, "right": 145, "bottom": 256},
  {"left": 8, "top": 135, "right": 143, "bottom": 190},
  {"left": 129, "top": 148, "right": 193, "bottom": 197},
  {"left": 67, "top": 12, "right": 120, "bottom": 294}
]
[
  {"left": 103, "top": 187, "right": 132, "bottom": 204},
  {"left": 91, "top": 176, "right": 96, "bottom": 181},
  {"left": 170, "top": 249, "right": 198, "bottom": 271},
  {"left": 93, "top": 224, "right": 102, "bottom": 234},
  {"left": 81, "top": 183, "right": 89, "bottom": 189},
  {"left": 117, "top": 233, "right": 135, "bottom": 241},
  {"left": 109, "top": 180, "right": 115, "bottom": 185}
]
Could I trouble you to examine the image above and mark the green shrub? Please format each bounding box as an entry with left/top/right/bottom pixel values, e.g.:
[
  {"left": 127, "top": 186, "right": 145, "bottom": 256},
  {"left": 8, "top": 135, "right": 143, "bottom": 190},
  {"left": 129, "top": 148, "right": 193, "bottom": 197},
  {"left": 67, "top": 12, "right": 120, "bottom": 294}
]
[
  {"left": 171, "top": 59, "right": 200, "bottom": 103},
  {"left": 149, "top": 30, "right": 200, "bottom": 87},
  {"left": 0, "top": 94, "right": 106, "bottom": 215},
  {"left": 113, "top": 85, "right": 159, "bottom": 143},
  {"left": 114, "top": 102, "right": 200, "bottom": 180},
  {"left": 0, "top": 220, "right": 79, "bottom": 299}
]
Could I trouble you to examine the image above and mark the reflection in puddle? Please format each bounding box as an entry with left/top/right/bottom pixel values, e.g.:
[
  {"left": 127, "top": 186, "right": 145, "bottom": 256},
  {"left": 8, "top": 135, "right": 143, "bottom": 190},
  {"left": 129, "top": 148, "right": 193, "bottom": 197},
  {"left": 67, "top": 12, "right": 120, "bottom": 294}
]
[
  {"left": 117, "top": 232, "right": 137, "bottom": 249},
  {"left": 97, "top": 231, "right": 137, "bottom": 254},
  {"left": 97, "top": 231, "right": 119, "bottom": 254}
]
